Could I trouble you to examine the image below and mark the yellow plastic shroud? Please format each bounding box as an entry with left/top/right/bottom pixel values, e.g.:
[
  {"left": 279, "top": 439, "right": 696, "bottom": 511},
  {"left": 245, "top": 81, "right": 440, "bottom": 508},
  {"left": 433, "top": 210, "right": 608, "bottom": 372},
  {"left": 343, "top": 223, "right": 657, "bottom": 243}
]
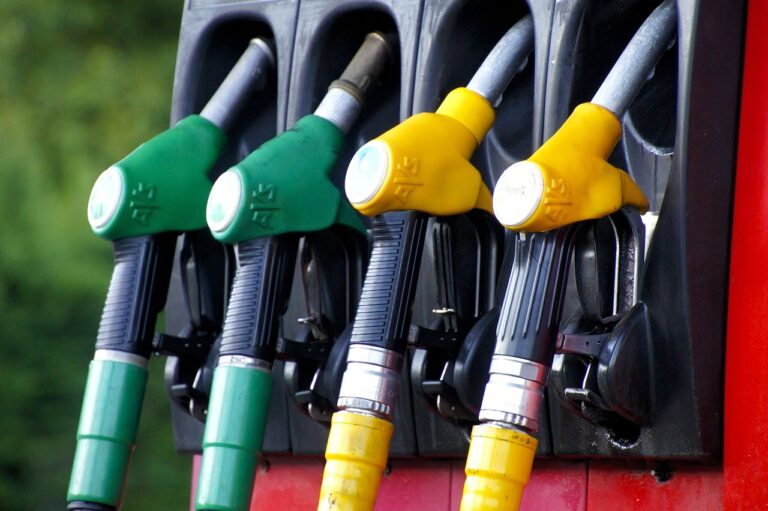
[
  {"left": 501, "top": 102, "right": 648, "bottom": 232},
  {"left": 353, "top": 87, "right": 495, "bottom": 217},
  {"left": 318, "top": 411, "right": 394, "bottom": 511},
  {"left": 460, "top": 424, "right": 538, "bottom": 511}
]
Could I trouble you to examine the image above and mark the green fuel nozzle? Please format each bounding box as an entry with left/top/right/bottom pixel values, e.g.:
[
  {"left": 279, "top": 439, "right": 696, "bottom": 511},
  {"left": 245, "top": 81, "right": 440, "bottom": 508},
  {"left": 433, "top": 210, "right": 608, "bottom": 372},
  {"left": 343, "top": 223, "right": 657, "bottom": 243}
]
[
  {"left": 67, "top": 38, "right": 273, "bottom": 511},
  {"left": 194, "top": 32, "right": 392, "bottom": 511}
]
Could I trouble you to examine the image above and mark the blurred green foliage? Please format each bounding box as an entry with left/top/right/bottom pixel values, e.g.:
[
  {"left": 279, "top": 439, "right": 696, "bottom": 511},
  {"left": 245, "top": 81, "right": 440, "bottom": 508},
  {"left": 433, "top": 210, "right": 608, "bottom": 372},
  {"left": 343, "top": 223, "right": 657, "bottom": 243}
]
[{"left": 0, "top": 1, "right": 190, "bottom": 508}]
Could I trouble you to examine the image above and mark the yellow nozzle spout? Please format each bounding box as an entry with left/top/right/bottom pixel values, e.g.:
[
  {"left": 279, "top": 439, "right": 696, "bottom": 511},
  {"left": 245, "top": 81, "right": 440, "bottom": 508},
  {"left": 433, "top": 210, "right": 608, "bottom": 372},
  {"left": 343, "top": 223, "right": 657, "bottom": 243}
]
[
  {"left": 460, "top": 424, "right": 538, "bottom": 511},
  {"left": 492, "top": 102, "right": 650, "bottom": 232},
  {"left": 346, "top": 88, "right": 495, "bottom": 217},
  {"left": 318, "top": 411, "right": 394, "bottom": 511}
]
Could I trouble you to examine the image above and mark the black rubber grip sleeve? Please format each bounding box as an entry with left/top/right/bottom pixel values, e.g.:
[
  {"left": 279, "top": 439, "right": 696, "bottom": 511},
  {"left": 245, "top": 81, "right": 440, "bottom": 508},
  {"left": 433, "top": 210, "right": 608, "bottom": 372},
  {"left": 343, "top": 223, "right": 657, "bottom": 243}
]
[
  {"left": 350, "top": 211, "right": 429, "bottom": 353},
  {"left": 94, "top": 234, "right": 177, "bottom": 357},
  {"left": 494, "top": 225, "right": 580, "bottom": 365},
  {"left": 218, "top": 236, "right": 298, "bottom": 361}
]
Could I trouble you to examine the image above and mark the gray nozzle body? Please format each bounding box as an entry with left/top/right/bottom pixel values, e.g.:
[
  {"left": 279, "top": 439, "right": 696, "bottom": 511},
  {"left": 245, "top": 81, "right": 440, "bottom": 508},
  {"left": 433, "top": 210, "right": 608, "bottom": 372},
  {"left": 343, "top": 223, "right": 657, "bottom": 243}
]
[
  {"left": 314, "top": 32, "right": 393, "bottom": 133},
  {"left": 200, "top": 37, "right": 275, "bottom": 132},
  {"left": 592, "top": 0, "right": 677, "bottom": 117},
  {"left": 467, "top": 15, "right": 534, "bottom": 106}
]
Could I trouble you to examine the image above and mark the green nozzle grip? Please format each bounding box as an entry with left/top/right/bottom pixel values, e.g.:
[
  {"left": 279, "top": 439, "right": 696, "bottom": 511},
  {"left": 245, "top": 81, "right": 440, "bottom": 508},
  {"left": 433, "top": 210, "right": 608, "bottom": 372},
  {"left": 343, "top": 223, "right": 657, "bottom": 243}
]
[
  {"left": 195, "top": 365, "right": 272, "bottom": 511},
  {"left": 91, "top": 115, "right": 226, "bottom": 240},
  {"left": 67, "top": 359, "right": 148, "bottom": 506},
  {"left": 211, "top": 115, "right": 364, "bottom": 244}
]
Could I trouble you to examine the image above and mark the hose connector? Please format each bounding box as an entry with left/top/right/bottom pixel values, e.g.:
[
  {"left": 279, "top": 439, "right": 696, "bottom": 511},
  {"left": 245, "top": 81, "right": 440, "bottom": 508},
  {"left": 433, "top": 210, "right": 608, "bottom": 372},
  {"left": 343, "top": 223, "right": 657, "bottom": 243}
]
[
  {"left": 318, "top": 411, "right": 394, "bottom": 511},
  {"left": 337, "top": 345, "right": 402, "bottom": 420},
  {"left": 478, "top": 356, "right": 548, "bottom": 432},
  {"left": 195, "top": 357, "right": 272, "bottom": 511},
  {"left": 67, "top": 352, "right": 149, "bottom": 508},
  {"left": 460, "top": 424, "right": 538, "bottom": 511}
]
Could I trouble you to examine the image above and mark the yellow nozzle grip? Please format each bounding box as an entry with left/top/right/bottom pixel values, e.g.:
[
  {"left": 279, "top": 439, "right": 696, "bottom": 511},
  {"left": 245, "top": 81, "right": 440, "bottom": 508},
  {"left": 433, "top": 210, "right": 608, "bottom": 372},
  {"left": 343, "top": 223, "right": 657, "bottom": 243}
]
[
  {"left": 353, "top": 88, "right": 494, "bottom": 217},
  {"left": 498, "top": 102, "right": 649, "bottom": 232},
  {"left": 460, "top": 424, "right": 538, "bottom": 511},
  {"left": 318, "top": 411, "right": 394, "bottom": 511}
]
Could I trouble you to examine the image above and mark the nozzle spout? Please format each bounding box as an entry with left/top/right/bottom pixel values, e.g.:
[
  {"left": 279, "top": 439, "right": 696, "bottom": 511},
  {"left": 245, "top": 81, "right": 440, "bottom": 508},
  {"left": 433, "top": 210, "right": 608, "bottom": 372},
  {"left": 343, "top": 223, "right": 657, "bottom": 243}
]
[
  {"left": 467, "top": 15, "right": 534, "bottom": 106},
  {"left": 592, "top": 0, "right": 676, "bottom": 117},
  {"left": 200, "top": 37, "right": 274, "bottom": 131},
  {"left": 315, "top": 32, "right": 394, "bottom": 133}
]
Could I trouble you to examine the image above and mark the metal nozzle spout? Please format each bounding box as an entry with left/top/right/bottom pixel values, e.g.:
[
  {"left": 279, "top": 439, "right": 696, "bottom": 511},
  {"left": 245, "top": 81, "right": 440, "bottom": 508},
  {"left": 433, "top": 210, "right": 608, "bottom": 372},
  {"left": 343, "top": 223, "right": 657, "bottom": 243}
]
[
  {"left": 315, "top": 32, "right": 394, "bottom": 133},
  {"left": 331, "top": 32, "right": 394, "bottom": 105},
  {"left": 467, "top": 15, "right": 534, "bottom": 106},
  {"left": 592, "top": 0, "right": 677, "bottom": 117},
  {"left": 200, "top": 37, "right": 275, "bottom": 132}
]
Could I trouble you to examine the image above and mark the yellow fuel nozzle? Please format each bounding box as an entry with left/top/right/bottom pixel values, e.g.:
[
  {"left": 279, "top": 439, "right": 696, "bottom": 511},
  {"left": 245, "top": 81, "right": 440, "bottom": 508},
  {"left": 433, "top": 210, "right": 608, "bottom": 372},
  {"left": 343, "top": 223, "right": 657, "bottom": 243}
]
[
  {"left": 460, "top": 424, "right": 538, "bottom": 511},
  {"left": 344, "top": 87, "right": 495, "bottom": 217},
  {"left": 492, "top": 102, "right": 649, "bottom": 232},
  {"left": 318, "top": 411, "right": 394, "bottom": 511}
]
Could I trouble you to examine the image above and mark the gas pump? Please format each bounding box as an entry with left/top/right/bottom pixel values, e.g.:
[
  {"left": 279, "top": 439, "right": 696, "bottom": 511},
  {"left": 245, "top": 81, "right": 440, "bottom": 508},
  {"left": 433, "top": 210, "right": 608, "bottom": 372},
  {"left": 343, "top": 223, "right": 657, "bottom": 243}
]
[
  {"left": 460, "top": 2, "right": 676, "bottom": 509},
  {"left": 194, "top": 33, "right": 392, "bottom": 511},
  {"left": 67, "top": 39, "right": 274, "bottom": 511},
  {"left": 62, "top": 0, "right": 751, "bottom": 509},
  {"left": 317, "top": 16, "right": 534, "bottom": 511}
]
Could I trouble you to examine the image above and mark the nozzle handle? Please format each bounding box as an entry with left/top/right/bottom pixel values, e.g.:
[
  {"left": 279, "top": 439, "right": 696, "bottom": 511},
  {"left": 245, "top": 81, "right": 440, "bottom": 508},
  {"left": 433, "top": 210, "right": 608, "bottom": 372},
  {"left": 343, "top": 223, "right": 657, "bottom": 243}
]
[
  {"left": 68, "top": 234, "right": 174, "bottom": 508},
  {"left": 315, "top": 32, "right": 393, "bottom": 133},
  {"left": 478, "top": 228, "right": 581, "bottom": 431},
  {"left": 94, "top": 234, "right": 177, "bottom": 357},
  {"left": 217, "top": 236, "right": 297, "bottom": 361},
  {"left": 348, "top": 211, "right": 428, "bottom": 354},
  {"left": 200, "top": 37, "right": 274, "bottom": 132},
  {"left": 494, "top": 228, "right": 579, "bottom": 365},
  {"left": 592, "top": 0, "right": 676, "bottom": 117},
  {"left": 467, "top": 15, "right": 534, "bottom": 106}
]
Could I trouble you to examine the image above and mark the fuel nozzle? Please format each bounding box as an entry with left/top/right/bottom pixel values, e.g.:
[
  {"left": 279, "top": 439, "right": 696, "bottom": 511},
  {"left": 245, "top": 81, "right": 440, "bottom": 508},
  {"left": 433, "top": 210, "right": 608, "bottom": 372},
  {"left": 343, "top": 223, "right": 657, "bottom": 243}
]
[
  {"left": 462, "top": 3, "right": 677, "bottom": 510},
  {"left": 205, "top": 32, "right": 393, "bottom": 242},
  {"left": 68, "top": 38, "right": 273, "bottom": 511},
  {"left": 319, "top": 17, "right": 534, "bottom": 511},
  {"left": 86, "top": 38, "right": 274, "bottom": 240},
  {"left": 492, "top": 0, "right": 676, "bottom": 233},
  {"left": 194, "top": 33, "right": 392, "bottom": 511},
  {"left": 344, "top": 16, "right": 534, "bottom": 218}
]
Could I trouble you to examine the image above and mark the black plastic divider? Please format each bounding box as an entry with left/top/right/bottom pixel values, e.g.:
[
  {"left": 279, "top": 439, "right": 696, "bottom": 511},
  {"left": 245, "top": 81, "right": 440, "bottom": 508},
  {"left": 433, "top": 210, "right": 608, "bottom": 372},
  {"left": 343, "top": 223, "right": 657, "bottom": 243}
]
[
  {"left": 543, "top": 0, "right": 745, "bottom": 459},
  {"left": 164, "top": 0, "right": 299, "bottom": 454},
  {"left": 273, "top": 0, "right": 424, "bottom": 458},
  {"left": 407, "top": 0, "right": 536, "bottom": 457}
]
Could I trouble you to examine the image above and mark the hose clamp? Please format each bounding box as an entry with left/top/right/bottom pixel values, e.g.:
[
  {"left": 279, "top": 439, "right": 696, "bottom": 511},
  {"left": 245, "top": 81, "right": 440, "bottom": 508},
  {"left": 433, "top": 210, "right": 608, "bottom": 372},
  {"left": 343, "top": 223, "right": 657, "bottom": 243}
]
[
  {"left": 94, "top": 349, "right": 149, "bottom": 369},
  {"left": 337, "top": 345, "right": 402, "bottom": 420},
  {"left": 217, "top": 354, "right": 272, "bottom": 372},
  {"left": 479, "top": 355, "right": 548, "bottom": 432}
]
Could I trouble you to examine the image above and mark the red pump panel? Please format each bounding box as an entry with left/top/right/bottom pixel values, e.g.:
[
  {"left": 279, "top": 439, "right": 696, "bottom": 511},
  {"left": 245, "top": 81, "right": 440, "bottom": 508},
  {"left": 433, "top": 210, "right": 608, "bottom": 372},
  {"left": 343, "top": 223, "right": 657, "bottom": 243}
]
[
  {"left": 191, "top": 456, "right": 589, "bottom": 510},
  {"left": 724, "top": 0, "right": 768, "bottom": 508},
  {"left": 587, "top": 462, "right": 722, "bottom": 510}
]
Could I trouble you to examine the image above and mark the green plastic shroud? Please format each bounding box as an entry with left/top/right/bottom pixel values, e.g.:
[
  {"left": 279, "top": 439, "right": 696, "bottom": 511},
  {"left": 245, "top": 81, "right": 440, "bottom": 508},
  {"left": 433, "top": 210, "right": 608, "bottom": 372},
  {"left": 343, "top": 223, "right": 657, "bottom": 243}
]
[
  {"left": 210, "top": 114, "right": 365, "bottom": 244},
  {"left": 195, "top": 365, "right": 273, "bottom": 511},
  {"left": 67, "top": 359, "right": 148, "bottom": 506},
  {"left": 91, "top": 114, "right": 226, "bottom": 240}
]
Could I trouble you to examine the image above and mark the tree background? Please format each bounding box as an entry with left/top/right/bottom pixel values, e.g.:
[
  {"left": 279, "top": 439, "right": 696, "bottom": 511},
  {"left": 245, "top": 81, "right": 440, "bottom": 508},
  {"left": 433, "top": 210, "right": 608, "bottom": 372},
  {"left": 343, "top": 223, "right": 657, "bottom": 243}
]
[{"left": 0, "top": 0, "right": 190, "bottom": 508}]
